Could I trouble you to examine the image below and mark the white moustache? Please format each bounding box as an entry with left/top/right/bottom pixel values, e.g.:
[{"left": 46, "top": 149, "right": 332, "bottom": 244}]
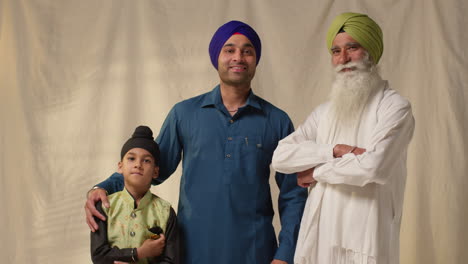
[{"left": 334, "top": 60, "right": 370, "bottom": 73}]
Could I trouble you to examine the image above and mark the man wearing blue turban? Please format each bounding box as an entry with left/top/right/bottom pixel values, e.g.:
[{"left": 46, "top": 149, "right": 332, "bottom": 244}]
[
  {"left": 273, "top": 13, "right": 415, "bottom": 264},
  {"left": 86, "top": 20, "right": 307, "bottom": 264}
]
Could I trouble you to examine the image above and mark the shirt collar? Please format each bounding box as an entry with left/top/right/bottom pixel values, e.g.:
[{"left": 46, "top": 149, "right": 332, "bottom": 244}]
[
  {"left": 201, "top": 85, "right": 263, "bottom": 112},
  {"left": 122, "top": 187, "right": 153, "bottom": 209}
]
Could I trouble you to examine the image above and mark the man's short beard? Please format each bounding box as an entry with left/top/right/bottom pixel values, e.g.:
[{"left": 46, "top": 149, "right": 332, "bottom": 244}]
[{"left": 329, "top": 54, "right": 382, "bottom": 125}]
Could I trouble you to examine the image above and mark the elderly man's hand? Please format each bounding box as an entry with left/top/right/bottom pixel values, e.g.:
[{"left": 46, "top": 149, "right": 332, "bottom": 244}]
[
  {"left": 297, "top": 167, "right": 317, "bottom": 188},
  {"left": 85, "top": 188, "right": 109, "bottom": 232},
  {"left": 271, "top": 259, "right": 288, "bottom": 264},
  {"left": 333, "top": 144, "right": 366, "bottom": 158}
]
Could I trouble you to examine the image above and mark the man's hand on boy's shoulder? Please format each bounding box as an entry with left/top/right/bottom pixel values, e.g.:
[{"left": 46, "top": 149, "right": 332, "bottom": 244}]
[{"left": 85, "top": 187, "right": 109, "bottom": 232}]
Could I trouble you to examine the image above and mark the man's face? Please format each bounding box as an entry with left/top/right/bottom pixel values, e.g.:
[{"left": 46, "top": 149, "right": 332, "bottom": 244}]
[
  {"left": 217, "top": 34, "right": 257, "bottom": 86},
  {"left": 118, "top": 148, "right": 158, "bottom": 190},
  {"left": 331, "top": 32, "right": 367, "bottom": 71}
]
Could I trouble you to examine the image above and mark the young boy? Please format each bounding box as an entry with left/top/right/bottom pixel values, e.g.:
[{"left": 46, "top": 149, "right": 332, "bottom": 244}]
[{"left": 91, "top": 126, "right": 179, "bottom": 264}]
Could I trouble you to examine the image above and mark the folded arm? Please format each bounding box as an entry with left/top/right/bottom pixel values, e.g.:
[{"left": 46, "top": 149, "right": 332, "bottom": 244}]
[
  {"left": 272, "top": 107, "right": 334, "bottom": 174},
  {"left": 314, "top": 100, "right": 415, "bottom": 186}
]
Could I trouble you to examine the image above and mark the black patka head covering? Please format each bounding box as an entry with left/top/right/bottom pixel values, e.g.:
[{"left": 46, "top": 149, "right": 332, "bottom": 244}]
[{"left": 121, "top": 125, "right": 160, "bottom": 165}]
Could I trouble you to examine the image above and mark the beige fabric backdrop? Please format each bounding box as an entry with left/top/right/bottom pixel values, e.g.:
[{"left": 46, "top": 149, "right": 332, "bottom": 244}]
[{"left": 1, "top": 0, "right": 467, "bottom": 263}]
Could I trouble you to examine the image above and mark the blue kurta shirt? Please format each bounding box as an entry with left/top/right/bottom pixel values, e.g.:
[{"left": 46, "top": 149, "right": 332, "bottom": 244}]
[{"left": 99, "top": 86, "right": 307, "bottom": 264}]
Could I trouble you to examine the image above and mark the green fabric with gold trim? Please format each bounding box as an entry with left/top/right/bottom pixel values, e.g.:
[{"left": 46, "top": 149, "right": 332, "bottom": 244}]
[
  {"left": 326, "top": 12, "right": 383, "bottom": 64},
  {"left": 103, "top": 189, "right": 171, "bottom": 264}
]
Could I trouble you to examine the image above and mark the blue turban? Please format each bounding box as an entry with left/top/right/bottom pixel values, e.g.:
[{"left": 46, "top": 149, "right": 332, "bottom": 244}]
[{"left": 208, "top": 20, "right": 262, "bottom": 69}]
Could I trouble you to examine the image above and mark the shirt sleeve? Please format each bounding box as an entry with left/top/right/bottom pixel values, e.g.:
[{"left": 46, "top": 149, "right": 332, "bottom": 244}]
[
  {"left": 313, "top": 97, "right": 415, "bottom": 186},
  {"left": 272, "top": 106, "right": 335, "bottom": 174},
  {"left": 155, "top": 106, "right": 183, "bottom": 184},
  {"left": 273, "top": 116, "right": 308, "bottom": 263},
  {"left": 90, "top": 202, "right": 136, "bottom": 264},
  {"left": 151, "top": 207, "right": 180, "bottom": 264},
  {"left": 96, "top": 173, "right": 125, "bottom": 195}
]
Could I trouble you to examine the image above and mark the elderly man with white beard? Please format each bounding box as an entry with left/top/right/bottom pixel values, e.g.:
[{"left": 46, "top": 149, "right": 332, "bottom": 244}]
[{"left": 272, "top": 12, "right": 415, "bottom": 264}]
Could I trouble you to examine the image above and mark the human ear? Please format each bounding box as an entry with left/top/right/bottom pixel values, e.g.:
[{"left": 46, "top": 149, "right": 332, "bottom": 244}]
[
  {"left": 153, "top": 166, "right": 159, "bottom": 179},
  {"left": 117, "top": 161, "right": 123, "bottom": 174}
]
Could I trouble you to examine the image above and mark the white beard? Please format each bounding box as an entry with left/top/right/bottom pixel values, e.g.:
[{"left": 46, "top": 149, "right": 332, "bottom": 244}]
[{"left": 329, "top": 56, "right": 382, "bottom": 126}]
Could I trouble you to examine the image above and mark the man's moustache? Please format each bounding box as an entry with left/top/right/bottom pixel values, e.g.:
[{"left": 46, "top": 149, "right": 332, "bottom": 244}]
[{"left": 335, "top": 62, "right": 359, "bottom": 73}]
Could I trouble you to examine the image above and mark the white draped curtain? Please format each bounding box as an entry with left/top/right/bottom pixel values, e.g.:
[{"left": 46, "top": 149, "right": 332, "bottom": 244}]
[{"left": 1, "top": 0, "right": 466, "bottom": 263}]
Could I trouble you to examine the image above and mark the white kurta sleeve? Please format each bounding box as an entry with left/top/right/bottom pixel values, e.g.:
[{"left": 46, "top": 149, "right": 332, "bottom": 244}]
[
  {"left": 313, "top": 94, "right": 415, "bottom": 187},
  {"left": 272, "top": 105, "right": 335, "bottom": 174}
]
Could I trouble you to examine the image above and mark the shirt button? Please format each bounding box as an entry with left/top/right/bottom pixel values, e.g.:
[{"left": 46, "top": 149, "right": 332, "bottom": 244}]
[
  {"left": 226, "top": 154, "right": 231, "bottom": 158},
  {"left": 227, "top": 137, "right": 232, "bottom": 141},
  {"left": 229, "top": 119, "right": 234, "bottom": 123},
  {"left": 130, "top": 231, "right": 135, "bottom": 237},
  {"left": 131, "top": 212, "right": 136, "bottom": 218}
]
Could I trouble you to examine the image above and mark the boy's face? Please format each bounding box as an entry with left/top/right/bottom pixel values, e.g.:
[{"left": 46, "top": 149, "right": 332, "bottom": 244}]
[{"left": 118, "top": 148, "right": 159, "bottom": 190}]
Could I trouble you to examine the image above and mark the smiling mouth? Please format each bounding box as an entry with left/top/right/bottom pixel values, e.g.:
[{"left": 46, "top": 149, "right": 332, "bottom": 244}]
[
  {"left": 341, "top": 67, "right": 356, "bottom": 72},
  {"left": 230, "top": 65, "right": 247, "bottom": 71}
]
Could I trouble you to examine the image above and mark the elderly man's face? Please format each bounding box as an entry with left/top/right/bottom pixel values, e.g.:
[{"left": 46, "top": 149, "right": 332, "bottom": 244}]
[
  {"left": 331, "top": 32, "right": 367, "bottom": 71},
  {"left": 217, "top": 34, "right": 257, "bottom": 86}
]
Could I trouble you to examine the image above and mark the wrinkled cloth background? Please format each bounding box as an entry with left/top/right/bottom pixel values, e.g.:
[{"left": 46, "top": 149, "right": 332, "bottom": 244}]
[{"left": 1, "top": 0, "right": 466, "bottom": 263}]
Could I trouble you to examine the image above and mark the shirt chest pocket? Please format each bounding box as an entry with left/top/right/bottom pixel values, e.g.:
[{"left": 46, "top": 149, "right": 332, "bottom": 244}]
[{"left": 223, "top": 135, "right": 263, "bottom": 184}]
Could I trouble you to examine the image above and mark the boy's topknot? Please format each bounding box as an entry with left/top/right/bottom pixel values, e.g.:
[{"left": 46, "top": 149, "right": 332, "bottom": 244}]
[{"left": 120, "top": 125, "right": 160, "bottom": 165}]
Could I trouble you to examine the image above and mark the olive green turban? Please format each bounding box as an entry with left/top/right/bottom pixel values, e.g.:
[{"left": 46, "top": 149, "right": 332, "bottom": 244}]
[{"left": 326, "top": 12, "right": 383, "bottom": 64}]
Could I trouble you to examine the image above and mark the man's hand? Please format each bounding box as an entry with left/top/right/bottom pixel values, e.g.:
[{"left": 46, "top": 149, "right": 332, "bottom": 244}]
[
  {"left": 137, "top": 235, "right": 166, "bottom": 259},
  {"left": 297, "top": 167, "right": 317, "bottom": 188},
  {"left": 333, "top": 144, "right": 366, "bottom": 158},
  {"left": 271, "top": 259, "right": 288, "bottom": 264},
  {"left": 85, "top": 188, "right": 109, "bottom": 232}
]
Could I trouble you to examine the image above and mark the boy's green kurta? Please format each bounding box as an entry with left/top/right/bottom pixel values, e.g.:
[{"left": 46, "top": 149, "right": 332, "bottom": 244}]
[
  {"left": 91, "top": 189, "right": 177, "bottom": 264},
  {"left": 99, "top": 86, "right": 308, "bottom": 264},
  {"left": 104, "top": 190, "right": 170, "bottom": 259}
]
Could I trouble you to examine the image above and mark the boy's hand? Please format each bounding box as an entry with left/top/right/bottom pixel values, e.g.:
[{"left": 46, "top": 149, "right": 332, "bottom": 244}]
[
  {"left": 137, "top": 235, "right": 166, "bottom": 259},
  {"left": 85, "top": 188, "right": 109, "bottom": 232}
]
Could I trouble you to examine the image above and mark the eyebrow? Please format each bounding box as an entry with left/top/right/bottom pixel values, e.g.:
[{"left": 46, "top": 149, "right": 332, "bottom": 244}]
[
  {"left": 223, "top": 43, "right": 255, "bottom": 48},
  {"left": 126, "top": 152, "right": 154, "bottom": 159},
  {"left": 331, "top": 42, "right": 361, "bottom": 50},
  {"left": 331, "top": 42, "right": 361, "bottom": 49}
]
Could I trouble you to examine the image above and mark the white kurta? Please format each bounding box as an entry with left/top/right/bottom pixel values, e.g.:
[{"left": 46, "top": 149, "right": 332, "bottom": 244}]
[{"left": 272, "top": 81, "right": 414, "bottom": 264}]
